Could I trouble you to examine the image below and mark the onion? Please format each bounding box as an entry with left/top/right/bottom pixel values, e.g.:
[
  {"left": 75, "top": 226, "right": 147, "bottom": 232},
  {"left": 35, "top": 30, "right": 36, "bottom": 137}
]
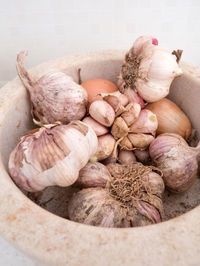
[{"left": 145, "top": 98, "right": 192, "bottom": 139}]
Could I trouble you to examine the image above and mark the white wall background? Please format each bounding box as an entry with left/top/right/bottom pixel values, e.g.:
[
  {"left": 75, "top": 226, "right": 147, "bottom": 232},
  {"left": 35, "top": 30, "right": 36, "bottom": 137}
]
[
  {"left": 1, "top": 0, "right": 200, "bottom": 265},
  {"left": 1, "top": 0, "right": 200, "bottom": 88}
]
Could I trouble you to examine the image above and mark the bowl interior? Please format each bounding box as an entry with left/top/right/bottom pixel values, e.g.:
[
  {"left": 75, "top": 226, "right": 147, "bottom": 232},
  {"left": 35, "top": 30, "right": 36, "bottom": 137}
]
[{"left": 0, "top": 53, "right": 200, "bottom": 224}]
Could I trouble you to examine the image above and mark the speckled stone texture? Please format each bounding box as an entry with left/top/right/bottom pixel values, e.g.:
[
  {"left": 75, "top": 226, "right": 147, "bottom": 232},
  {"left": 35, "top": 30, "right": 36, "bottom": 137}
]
[{"left": 0, "top": 51, "right": 200, "bottom": 266}]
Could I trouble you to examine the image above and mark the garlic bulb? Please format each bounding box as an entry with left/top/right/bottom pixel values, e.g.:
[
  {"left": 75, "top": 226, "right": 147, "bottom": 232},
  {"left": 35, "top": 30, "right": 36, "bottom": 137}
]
[
  {"left": 89, "top": 100, "right": 115, "bottom": 127},
  {"left": 149, "top": 133, "right": 200, "bottom": 193},
  {"left": 8, "top": 121, "right": 98, "bottom": 192},
  {"left": 17, "top": 51, "right": 88, "bottom": 125},
  {"left": 68, "top": 163, "right": 164, "bottom": 227},
  {"left": 118, "top": 36, "right": 182, "bottom": 102},
  {"left": 68, "top": 188, "right": 126, "bottom": 227},
  {"left": 75, "top": 162, "right": 111, "bottom": 188}
]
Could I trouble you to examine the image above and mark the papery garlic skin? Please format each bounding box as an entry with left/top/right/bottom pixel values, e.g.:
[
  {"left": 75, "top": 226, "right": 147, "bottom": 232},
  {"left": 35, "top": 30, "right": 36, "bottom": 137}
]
[
  {"left": 17, "top": 51, "right": 88, "bottom": 125},
  {"left": 149, "top": 133, "right": 200, "bottom": 193},
  {"left": 118, "top": 36, "right": 182, "bottom": 102},
  {"left": 121, "top": 102, "right": 141, "bottom": 126},
  {"left": 8, "top": 121, "right": 98, "bottom": 192}
]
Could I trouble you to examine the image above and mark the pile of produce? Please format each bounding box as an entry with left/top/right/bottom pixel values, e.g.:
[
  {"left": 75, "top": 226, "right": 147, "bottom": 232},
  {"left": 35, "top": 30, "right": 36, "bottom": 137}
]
[{"left": 8, "top": 36, "right": 200, "bottom": 228}]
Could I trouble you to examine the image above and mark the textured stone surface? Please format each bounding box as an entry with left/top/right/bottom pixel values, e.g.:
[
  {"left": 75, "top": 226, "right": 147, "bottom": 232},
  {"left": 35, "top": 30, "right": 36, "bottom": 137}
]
[{"left": 0, "top": 51, "right": 200, "bottom": 266}]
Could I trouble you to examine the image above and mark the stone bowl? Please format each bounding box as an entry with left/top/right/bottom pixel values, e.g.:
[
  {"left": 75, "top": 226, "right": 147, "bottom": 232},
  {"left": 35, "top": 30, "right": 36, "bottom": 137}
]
[{"left": 0, "top": 50, "right": 200, "bottom": 266}]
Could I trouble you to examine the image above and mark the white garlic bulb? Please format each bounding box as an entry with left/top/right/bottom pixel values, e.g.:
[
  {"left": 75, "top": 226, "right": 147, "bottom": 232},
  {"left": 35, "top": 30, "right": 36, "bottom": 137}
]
[
  {"left": 8, "top": 121, "right": 98, "bottom": 192},
  {"left": 17, "top": 51, "right": 88, "bottom": 125},
  {"left": 118, "top": 36, "right": 183, "bottom": 102}
]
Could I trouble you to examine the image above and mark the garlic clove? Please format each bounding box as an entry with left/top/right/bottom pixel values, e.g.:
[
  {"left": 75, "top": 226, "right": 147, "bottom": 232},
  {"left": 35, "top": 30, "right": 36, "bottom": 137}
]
[
  {"left": 17, "top": 51, "right": 88, "bottom": 125},
  {"left": 111, "top": 117, "right": 129, "bottom": 139},
  {"left": 121, "top": 102, "right": 141, "bottom": 126},
  {"left": 75, "top": 162, "right": 111, "bottom": 188},
  {"left": 8, "top": 121, "right": 98, "bottom": 192},
  {"left": 119, "top": 136, "right": 133, "bottom": 150},
  {"left": 91, "top": 134, "right": 115, "bottom": 161},
  {"left": 149, "top": 133, "right": 200, "bottom": 193},
  {"left": 130, "top": 109, "right": 158, "bottom": 135},
  {"left": 128, "top": 133, "right": 154, "bottom": 149},
  {"left": 123, "top": 87, "right": 145, "bottom": 108},
  {"left": 134, "top": 149, "right": 150, "bottom": 164},
  {"left": 135, "top": 200, "right": 161, "bottom": 224},
  {"left": 118, "top": 150, "right": 137, "bottom": 165},
  {"left": 89, "top": 100, "right": 115, "bottom": 127},
  {"left": 101, "top": 91, "right": 129, "bottom": 107},
  {"left": 82, "top": 116, "right": 108, "bottom": 136},
  {"left": 147, "top": 171, "right": 165, "bottom": 197}
]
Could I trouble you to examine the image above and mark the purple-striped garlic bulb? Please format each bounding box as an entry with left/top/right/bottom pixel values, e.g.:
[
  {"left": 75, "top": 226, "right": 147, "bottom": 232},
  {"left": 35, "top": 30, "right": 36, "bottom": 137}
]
[
  {"left": 68, "top": 163, "right": 164, "bottom": 228},
  {"left": 17, "top": 51, "right": 88, "bottom": 126},
  {"left": 8, "top": 121, "right": 98, "bottom": 192},
  {"left": 149, "top": 133, "right": 200, "bottom": 193},
  {"left": 118, "top": 35, "right": 182, "bottom": 102}
]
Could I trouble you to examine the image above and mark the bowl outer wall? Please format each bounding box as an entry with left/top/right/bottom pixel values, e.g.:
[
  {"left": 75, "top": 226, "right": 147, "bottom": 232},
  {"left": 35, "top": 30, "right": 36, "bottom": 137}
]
[{"left": 0, "top": 50, "right": 200, "bottom": 266}]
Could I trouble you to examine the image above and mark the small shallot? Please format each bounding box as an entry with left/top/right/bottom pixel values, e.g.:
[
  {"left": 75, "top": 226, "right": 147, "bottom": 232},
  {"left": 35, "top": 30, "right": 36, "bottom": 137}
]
[{"left": 149, "top": 133, "right": 200, "bottom": 193}]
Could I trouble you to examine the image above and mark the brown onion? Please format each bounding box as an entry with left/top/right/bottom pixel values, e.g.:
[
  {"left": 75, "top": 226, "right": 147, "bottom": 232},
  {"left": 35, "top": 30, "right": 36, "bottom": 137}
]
[{"left": 145, "top": 98, "right": 192, "bottom": 139}]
